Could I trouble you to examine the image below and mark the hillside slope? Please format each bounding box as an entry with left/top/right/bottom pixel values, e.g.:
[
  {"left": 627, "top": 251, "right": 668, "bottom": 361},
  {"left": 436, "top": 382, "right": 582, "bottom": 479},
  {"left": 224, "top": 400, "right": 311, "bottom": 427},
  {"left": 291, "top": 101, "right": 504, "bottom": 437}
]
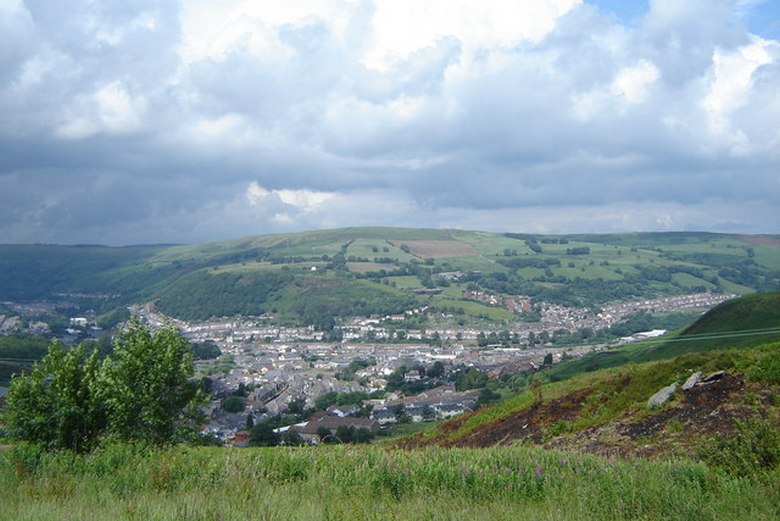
[
  {"left": 402, "top": 293, "right": 780, "bottom": 462},
  {"left": 1, "top": 229, "right": 779, "bottom": 327}
]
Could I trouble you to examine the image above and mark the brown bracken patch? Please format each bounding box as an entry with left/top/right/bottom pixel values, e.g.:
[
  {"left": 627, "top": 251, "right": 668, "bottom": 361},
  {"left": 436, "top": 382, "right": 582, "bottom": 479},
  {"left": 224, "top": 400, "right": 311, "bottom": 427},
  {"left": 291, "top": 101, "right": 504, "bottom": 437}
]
[
  {"left": 739, "top": 235, "right": 780, "bottom": 247},
  {"left": 390, "top": 240, "right": 479, "bottom": 258}
]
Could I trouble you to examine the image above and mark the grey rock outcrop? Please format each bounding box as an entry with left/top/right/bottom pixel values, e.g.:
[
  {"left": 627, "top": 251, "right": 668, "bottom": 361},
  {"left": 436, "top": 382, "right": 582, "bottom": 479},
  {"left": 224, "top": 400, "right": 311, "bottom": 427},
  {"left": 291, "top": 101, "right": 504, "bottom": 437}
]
[
  {"left": 682, "top": 372, "right": 701, "bottom": 391},
  {"left": 647, "top": 383, "right": 677, "bottom": 409},
  {"left": 702, "top": 370, "right": 726, "bottom": 382}
]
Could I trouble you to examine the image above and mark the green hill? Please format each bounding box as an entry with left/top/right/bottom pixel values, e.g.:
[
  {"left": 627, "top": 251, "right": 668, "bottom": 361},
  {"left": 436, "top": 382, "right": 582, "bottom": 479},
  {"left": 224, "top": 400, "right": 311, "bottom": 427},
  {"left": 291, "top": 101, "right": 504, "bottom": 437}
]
[
  {"left": 403, "top": 293, "right": 780, "bottom": 463},
  {"left": 541, "top": 291, "right": 780, "bottom": 380},
  {"left": 1, "top": 228, "right": 779, "bottom": 327}
]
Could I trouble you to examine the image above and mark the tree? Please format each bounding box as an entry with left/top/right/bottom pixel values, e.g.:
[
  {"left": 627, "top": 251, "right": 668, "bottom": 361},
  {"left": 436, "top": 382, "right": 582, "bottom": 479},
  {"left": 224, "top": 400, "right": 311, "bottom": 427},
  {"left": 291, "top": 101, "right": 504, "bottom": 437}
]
[
  {"left": 96, "top": 317, "right": 202, "bottom": 445},
  {"left": 6, "top": 342, "right": 103, "bottom": 452},
  {"left": 426, "top": 361, "right": 445, "bottom": 378},
  {"left": 454, "top": 368, "right": 489, "bottom": 391},
  {"left": 286, "top": 398, "right": 306, "bottom": 417},
  {"left": 6, "top": 317, "right": 203, "bottom": 450},
  {"left": 250, "top": 422, "right": 281, "bottom": 446},
  {"left": 223, "top": 396, "right": 245, "bottom": 413},
  {"left": 477, "top": 387, "right": 501, "bottom": 408},
  {"left": 191, "top": 340, "right": 222, "bottom": 360}
]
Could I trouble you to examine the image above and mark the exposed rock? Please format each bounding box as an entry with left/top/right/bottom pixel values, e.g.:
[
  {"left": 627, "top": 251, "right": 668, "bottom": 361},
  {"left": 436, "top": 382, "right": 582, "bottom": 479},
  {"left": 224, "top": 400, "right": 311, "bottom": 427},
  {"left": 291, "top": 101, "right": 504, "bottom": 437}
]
[
  {"left": 702, "top": 371, "right": 726, "bottom": 383},
  {"left": 682, "top": 372, "right": 701, "bottom": 391},
  {"left": 647, "top": 383, "right": 677, "bottom": 409}
]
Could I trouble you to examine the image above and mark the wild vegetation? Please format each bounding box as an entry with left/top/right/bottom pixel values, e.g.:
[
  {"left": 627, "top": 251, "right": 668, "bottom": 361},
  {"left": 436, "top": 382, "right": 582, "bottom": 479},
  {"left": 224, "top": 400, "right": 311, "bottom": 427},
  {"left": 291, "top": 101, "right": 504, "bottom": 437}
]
[{"left": 1, "top": 443, "right": 777, "bottom": 521}]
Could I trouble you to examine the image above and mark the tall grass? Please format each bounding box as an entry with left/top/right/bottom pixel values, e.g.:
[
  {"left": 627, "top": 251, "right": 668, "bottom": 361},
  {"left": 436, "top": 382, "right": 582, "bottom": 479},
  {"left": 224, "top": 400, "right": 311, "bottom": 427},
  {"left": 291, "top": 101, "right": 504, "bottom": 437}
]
[{"left": 1, "top": 443, "right": 777, "bottom": 520}]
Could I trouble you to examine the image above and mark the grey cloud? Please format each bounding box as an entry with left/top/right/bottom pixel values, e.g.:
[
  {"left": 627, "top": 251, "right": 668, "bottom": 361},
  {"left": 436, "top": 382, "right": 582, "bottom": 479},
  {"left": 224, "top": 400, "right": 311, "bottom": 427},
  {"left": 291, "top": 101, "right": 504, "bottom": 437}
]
[{"left": 0, "top": 0, "right": 777, "bottom": 245}]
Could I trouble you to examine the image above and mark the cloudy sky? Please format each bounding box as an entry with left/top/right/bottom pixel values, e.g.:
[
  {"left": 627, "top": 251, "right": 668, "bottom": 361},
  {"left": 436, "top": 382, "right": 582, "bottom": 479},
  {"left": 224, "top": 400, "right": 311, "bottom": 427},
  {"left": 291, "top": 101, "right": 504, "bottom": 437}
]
[{"left": 1, "top": 0, "right": 778, "bottom": 245}]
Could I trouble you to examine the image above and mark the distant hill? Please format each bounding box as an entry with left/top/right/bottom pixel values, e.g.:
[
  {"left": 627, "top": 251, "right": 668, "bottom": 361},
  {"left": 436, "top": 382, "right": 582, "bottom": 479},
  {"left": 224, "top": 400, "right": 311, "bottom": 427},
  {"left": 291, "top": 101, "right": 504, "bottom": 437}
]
[
  {"left": 541, "top": 291, "right": 780, "bottom": 380},
  {"left": 402, "top": 292, "right": 780, "bottom": 458},
  {"left": 1, "top": 228, "right": 779, "bottom": 328}
]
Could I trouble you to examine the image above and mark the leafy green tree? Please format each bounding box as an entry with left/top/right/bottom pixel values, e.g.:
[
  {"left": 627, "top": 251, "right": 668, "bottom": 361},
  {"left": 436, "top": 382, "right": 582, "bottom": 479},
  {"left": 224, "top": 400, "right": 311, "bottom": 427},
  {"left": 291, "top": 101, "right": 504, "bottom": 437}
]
[
  {"left": 352, "top": 427, "right": 374, "bottom": 444},
  {"left": 454, "top": 368, "right": 489, "bottom": 391},
  {"left": 250, "top": 422, "right": 280, "bottom": 446},
  {"left": 286, "top": 398, "right": 306, "bottom": 417},
  {"left": 426, "top": 361, "right": 445, "bottom": 378},
  {"left": 97, "top": 318, "right": 202, "bottom": 444},
  {"left": 191, "top": 340, "right": 222, "bottom": 360},
  {"left": 476, "top": 387, "right": 501, "bottom": 408},
  {"left": 223, "top": 396, "right": 245, "bottom": 413},
  {"left": 6, "top": 342, "right": 103, "bottom": 452}
]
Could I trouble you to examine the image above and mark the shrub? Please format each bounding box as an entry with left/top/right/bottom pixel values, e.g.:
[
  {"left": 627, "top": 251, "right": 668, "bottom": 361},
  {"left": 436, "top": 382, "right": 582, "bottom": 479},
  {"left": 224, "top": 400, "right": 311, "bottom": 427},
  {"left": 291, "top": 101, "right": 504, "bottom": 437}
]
[
  {"left": 222, "top": 396, "right": 245, "bottom": 413},
  {"left": 750, "top": 350, "right": 780, "bottom": 384},
  {"left": 698, "top": 417, "right": 780, "bottom": 476}
]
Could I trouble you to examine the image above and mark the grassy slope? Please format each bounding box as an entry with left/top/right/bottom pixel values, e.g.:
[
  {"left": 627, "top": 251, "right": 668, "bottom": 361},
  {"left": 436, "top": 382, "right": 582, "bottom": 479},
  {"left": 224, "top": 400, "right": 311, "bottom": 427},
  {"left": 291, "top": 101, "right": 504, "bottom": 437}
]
[
  {"left": 405, "top": 293, "right": 780, "bottom": 458},
  {"left": 1, "top": 443, "right": 777, "bottom": 521}
]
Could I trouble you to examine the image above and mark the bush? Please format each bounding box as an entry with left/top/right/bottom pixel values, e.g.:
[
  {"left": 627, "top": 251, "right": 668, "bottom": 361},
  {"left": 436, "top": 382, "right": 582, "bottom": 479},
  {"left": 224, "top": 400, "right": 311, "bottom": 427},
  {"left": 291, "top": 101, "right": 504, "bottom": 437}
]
[
  {"left": 698, "top": 417, "right": 780, "bottom": 476},
  {"left": 222, "top": 396, "right": 245, "bottom": 413},
  {"left": 751, "top": 350, "right": 780, "bottom": 384}
]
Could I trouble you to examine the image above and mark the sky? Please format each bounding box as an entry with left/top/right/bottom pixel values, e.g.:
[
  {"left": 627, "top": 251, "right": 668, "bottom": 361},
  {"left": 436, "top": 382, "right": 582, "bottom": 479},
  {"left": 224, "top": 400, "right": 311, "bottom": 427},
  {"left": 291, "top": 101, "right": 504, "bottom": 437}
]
[{"left": 1, "top": 0, "right": 778, "bottom": 246}]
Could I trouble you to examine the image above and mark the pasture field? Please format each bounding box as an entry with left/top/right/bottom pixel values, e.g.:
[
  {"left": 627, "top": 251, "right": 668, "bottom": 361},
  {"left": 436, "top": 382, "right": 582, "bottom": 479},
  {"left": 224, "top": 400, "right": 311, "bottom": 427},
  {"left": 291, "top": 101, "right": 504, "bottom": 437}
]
[{"left": 429, "top": 298, "right": 516, "bottom": 321}]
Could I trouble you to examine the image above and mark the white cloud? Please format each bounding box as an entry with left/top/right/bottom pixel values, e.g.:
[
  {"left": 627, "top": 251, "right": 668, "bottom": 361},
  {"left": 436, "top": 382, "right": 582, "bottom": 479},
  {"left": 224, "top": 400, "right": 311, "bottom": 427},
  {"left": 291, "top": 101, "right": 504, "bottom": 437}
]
[
  {"left": 276, "top": 189, "right": 334, "bottom": 209},
  {"left": 364, "top": 0, "right": 580, "bottom": 70},
  {"left": 702, "top": 36, "right": 775, "bottom": 146},
  {"left": 246, "top": 182, "right": 334, "bottom": 211},
  {"left": 610, "top": 59, "right": 660, "bottom": 103},
  {"left": 178, "top": 0, "right": 361, "bottom": 65},
  {"left": 55, "top": 81, "right": 148, "bottom": 139},
  {"left": 572, "top": 59, "right": 660, "bottom": 121},
  {"left": 246, "top": 182, "right": 271, "bottom": 205}
]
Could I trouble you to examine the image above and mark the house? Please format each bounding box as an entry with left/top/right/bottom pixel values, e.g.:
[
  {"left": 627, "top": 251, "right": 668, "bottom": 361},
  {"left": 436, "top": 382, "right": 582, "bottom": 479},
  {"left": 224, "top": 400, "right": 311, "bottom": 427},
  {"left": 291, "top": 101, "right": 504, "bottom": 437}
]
[
  {"left": 404, "top": 405, "right": 426, "bottom": 423},
  {"left": 433, "top": 402, "right": 471, "bottom": 419},
  {"left": 229, "top": 430, "right": 251, "bottom": 448},
  {"left": 289, "top": 415, "right": 380, "bottom": 444},
  {"left": 326, "top": 404, "right": 359, "bottom": 417},
  {"left": 371, "top": 407, "right": 398, "bottom": 426},
  {"left": 404, "top": 371, "right": 422, "bottom": 382}
]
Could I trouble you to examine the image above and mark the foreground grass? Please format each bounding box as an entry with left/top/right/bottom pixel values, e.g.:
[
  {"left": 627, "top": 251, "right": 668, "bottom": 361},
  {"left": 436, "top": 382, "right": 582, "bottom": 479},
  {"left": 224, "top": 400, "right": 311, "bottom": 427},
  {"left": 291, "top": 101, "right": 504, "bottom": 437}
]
[{"left": 1, "top": 443, "right": 777, "bottom": 521}]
